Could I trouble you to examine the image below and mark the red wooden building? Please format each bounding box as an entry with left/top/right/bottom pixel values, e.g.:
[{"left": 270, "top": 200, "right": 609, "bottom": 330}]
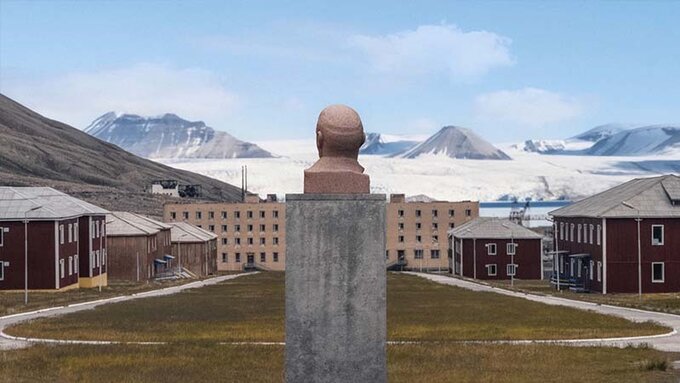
[
  {"left": 0, "top": 187, "right": 108, "bottom": 290},
  {"left": 449, "top": 217, "right": 543, "bottom": 280},
  {"left": 550, "top": 175, "right": 680, "bottom": 294}
]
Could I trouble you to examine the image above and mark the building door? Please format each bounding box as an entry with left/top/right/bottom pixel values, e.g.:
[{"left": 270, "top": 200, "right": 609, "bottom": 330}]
[{"left": 247, "top": 253, "right": 255, "bottom": 265}]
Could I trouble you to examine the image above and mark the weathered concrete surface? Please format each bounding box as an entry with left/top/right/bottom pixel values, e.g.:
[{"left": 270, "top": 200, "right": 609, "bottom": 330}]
[{"left": 285, "top": 194, "right": 386, "bottom": 383}]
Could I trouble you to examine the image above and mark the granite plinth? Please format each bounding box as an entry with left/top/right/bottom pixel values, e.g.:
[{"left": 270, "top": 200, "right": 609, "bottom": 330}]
[
  {"left": 303, "top": 171, "right": 370, "bottom": 194},
  {"left": 285, "top": 193, "right": 386, "bottom": 383}
]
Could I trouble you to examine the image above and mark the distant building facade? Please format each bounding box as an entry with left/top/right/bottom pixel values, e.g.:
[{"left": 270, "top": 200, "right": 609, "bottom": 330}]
[
  {"left": 169, "top": 222, "right": 218, "bottom": 276},
  {"left": 106, "top": 212, "right": 173, "bottom": 281},
  {"left": 0, "top": 187, "right": 108, "bottom": 291},
  {"left": 163, "top": 193, "right": 478, "bottom": 272},
  {"left": 449, "top": 217, "right": 543, "bottom": 280},
  {"left": 550, "top": 175, "right": 680, "bottom": 294}
]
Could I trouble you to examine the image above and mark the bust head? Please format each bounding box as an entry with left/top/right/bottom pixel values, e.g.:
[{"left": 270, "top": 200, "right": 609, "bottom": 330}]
[{"left": 316, "top": 104, "right": 365, "bottom": 159}]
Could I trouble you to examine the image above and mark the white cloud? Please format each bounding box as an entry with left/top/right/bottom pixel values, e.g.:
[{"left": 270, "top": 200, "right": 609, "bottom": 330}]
[
  {"left": 349, "top": 24, "right": 513, "bottom": 79},
  {"left": 1, "top": 63, "right": 240, "bottom": 129},
  {"left": 474, "top": 87, "right": 583, "bottom": 127}
]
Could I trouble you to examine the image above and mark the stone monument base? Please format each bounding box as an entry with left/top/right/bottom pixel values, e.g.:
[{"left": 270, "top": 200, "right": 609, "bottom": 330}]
[
  {"left": 303, "top": 171, "right": 370, "bottom": 194},
  {"left": 285, "top": 194, "right": 386, "bottom": 383}
]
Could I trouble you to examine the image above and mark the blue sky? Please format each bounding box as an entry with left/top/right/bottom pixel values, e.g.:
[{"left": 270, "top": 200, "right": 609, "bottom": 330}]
[{"left": 1, "top": 0, "right": 679, "bottom": 142}]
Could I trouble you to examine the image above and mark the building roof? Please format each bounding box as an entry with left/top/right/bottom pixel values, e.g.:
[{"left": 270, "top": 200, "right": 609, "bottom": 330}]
[
  {"left": 0, "top": 187, "right": 108, "bottom": 221},
  {"left": 450, "top": 217, "right": 543, "bottom": 239},
  {"left": 550, "top": 175, "right": 680, "bottom": 218},
  {"left": 107, "top": 212, "right": 171, "bottom": 237},
  {"left": 170, "top": 222, "right": 217, "bottom": 243}
]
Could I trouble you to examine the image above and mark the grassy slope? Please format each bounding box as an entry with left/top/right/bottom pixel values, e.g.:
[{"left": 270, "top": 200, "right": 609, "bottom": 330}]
[{"left": 6, "top": 272, "right": 667, "bottom": 342}]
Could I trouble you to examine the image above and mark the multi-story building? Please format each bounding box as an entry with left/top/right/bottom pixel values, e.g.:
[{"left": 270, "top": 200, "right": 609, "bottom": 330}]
[
  {"left": 550, "top": 175, "right": 680, "bottom": 294},
  {"left": 0, "top": 187, "right": 108, "bottom": 291},
  {"left": 449, "top": 217, "right": 543, "bottom": 280},
  {"left": 386, "top": 194, "right": 479, "bottom": 271},
  {"left": 164, "top": 195, "right": 285, "bottom": 271},
  {"left": 164, "top": 194, "right": 478, "bottom": 272}
]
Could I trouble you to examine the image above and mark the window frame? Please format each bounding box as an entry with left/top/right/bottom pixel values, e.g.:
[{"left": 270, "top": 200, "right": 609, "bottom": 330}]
[
  {"left": 506, "top": 263, "right": 517, "bottom": 276},
  {"left": 486, "top": 243, "right": 497, "bottom": 256},
  {"left": 486, "top": 264, "right": 497, "bottom": 276},
  {"left": 651, "top": 225, "right": 664, "bottom": 246},
  {"left": 506, "top": 242, "right": 517, "bottom": 255},
  {"left": 414, "top": 249, "right": 424, "bottom": 259},
  {"left": 652, "top": 262, "right": 665, "bottom": 283}
]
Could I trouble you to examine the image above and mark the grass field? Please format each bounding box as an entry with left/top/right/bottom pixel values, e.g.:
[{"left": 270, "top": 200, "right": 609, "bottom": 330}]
[
  {"left": 0, "top": 343, "right": 677, "bottom": 383},
  {"left": 6, "top": 272, "right": 668, "bottom": 342},
  {"left": 489, "top": 279, "right": 680, "bottom": 316}
]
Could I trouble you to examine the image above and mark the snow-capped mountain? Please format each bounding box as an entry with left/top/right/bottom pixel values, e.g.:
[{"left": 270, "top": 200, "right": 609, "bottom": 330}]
[
  {"left": 570, "top": 123, "right": 635, "bottom": 142},
  {"left": 360, "top": 133, "right": 421, "bottom": 155},
  {"left": 397, "top": 126, "right": 511, "bottom": 160},
  {"left": 85, "top": 112, "right": 274, "bottom": 159},
  {"left": 586, "top": 125, "right": 680, "bottom": 156}
]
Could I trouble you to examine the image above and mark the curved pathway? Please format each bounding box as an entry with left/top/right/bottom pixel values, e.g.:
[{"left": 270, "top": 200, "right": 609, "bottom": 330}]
[
  {"left": 406, "top": 272, "right": 680, "bottom": 352},
  {"left": 0, "top": 273, "right": 255, "bottom": 350}
]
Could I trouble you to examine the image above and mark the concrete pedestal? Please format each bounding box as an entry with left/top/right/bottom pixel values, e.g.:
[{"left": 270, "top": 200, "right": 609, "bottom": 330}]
[{"left": 285, "top": 194, "right": 386, "bottom": 383}]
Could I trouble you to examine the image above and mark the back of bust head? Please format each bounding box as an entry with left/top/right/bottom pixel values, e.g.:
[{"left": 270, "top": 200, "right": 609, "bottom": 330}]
[{"left": 316, "top": 104, "right": 365, "bottom": 158}]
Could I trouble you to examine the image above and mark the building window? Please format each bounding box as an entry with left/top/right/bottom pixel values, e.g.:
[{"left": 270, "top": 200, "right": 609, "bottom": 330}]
[
  {"left": 260, "top": 211, "right": 266, "bottom": 219},
  {"left": 398, "top": 235, "right": 404, "bottom": 243},
  {"left": 385, "top": 250, "right": 389, "bottom": 259},
  {"left": 68, "top": 256, "right": 73, "bottom": 275},
  {"left": 260, "top": 224, "right": 266, "bottom": 232},
  {"left": 506, "top": 264, "right": 517, "bottom": 276},
  {"left": 273, "top": 237, "right": 279, "bottom": 245},
  {"left": 68, "top": 224, "right": 73, "bottom": 243},
  {"left": 208, "top": 211, "right": 215, "bottom": 220},
  {"left": 74, "top": 223, "right": 78, "bottom": 241},
  {"left": 222, "top": 253, "right": 227, "bottom": 262},
  {"left": 448, "top": 209, "right": 455, "bottom": 217},
  {"left": 589, "top": 261, "right": 594, "bottom": 281},
  {"left": 273, "top": 224, "right": 279, "bottom": 232},
  {"left": 260, "top": 238, "right": 266, "bottom": 245},
  {"left": 432, "top": 223, "right": 438, "bottom": 230},
  {"left": 430, "top": 250, "right": 440, "bottom": 259},
  {"left": 416, "top": 235, "right": 422, "bottom": 243},
  {"left": 222, "top": 238, "right": 228, "bottom": 245},
  {"left": 486, "top": 243, "right": 497, "bottom": 256},
  {"left": 247, "top": 238, "right": 254, "bottom": 245},
  {"left": 247, "top": 224, "right": 253, "bottom": 232},
  {"left": 170, "top": 212, "right": 177, "bottom": 220},
  {"left": 196, "top": 211, "right": 202, "bottom": 220},
  {"left": 486, "top": 264, "right": 497, "bottom": 276},
  {"left": 559, "top": 222, "right": 564, "bottom": 240},
  {"left": 247, "top": 211, "right": 253, "bottom": 219},
  {"left": 208, "top": 225, "right": 215, "bottom": 232},
  {"left": 235, "top": 253, "right": 241, "bottom": 263},
  {"left": 570, "top": 224, "right": 575, "bottom": 242},
  {"left": 449, "top": 223, "right": 455, "bottom": 229},
  {"left": 432, "top": 235, "right": 438, "bottom": 243},
  {"left": 273, "top": 210, "right": 279, "bottom": 219},
  {"left": 222, "top": 225, "right": 228, "bottom": 233},
  {"left": 235, "top": 225, "right": 241, "bottom": 232},
  {"left": 506, "top": 243, "right": 517, "bottom": 255},
  {"left": 432, "top": 209, "right": 438, "bottom": 218},
  {"left": 221, "top": 211, "right": 227, "bottom": 219},
  {"left": 597, "top": 225, "right": 602, "bottom": 245},
  {"left": 182, "top": 212, "right": 189, "bottom": 220},
  {"left": 589, "top": 224, "right": 594, "bottom": 244},
  {"left": 260, "top": 252, "right": 266, "bottom": 262},
  {"left": 235, "top": 238, "right": 241, "bottom": 245},
  {"left": 414, "top": 249, "right": 423, "bottom": 259},
  {"left": 74, "top": 255, "right": 79, "bottom": 274},
  {"left": 465, "top": 209, "right": 472, "bottom": 217},
  {"left": 415, "top": 223, "right": 422, "bottom": 230},
  {"left": 59, "top": 259, "right": 65, "bottom": 278},
  {"left": 235, "top": 211, "right": 241, "bottom": 219},
  {"left": 398, "top": 222, "right": 404, "bottom": 230},
  {"left": 415, "top": 209, "right": 422, "bottom": 218},
  {"left": 652, "top": 225, "right": 664, "bottom": 246},
  {"left": 652, "top": 262, "right": 665, "bottom": 283},
  {"left": 577, "top": 224, "right": 582, "bottom": 243},
  {"left": 273, "top": 252, "right": 279, "bottom": 262},
  {"left": 398, "top": 209, "right": 404, "bottom": 217}
]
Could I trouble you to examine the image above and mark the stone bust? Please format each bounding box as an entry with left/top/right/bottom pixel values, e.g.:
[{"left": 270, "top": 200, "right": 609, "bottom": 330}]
[{"left": 304, "top": 104, "right": 370, "bottom": 194}]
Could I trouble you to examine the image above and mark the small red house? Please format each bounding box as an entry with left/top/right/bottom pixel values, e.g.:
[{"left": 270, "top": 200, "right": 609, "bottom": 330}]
[
  {"left": 550, "top": 174, "right": 680, "bottom": 294},
  {"left": 449, "top": 218, "right": 543, "bottom": 280},
  {"left": 0, "top": 187, "right": 108, "bottom": 290}
]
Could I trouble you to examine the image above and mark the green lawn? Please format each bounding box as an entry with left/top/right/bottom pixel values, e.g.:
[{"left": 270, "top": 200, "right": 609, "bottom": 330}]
[
  {"left": 0, "top": 343, "right": 677, "bottom": 383},
  {"left": 6, "top": 272, "right": 668, "bottom": 342},
  {"left": 488, "top": 279, "right": 680, "bottom": 316}
]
